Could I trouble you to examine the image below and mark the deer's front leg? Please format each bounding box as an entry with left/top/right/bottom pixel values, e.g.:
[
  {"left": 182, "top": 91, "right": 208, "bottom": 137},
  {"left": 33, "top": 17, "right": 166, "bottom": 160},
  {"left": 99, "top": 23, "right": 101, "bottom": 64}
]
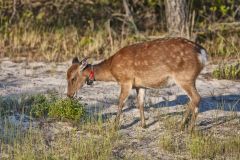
[
  {"left": 136, "top": 88, "right": 146, "bottom": 128},
  {"left": 114, "top": 83, "right": 132, "bottom": 128}
]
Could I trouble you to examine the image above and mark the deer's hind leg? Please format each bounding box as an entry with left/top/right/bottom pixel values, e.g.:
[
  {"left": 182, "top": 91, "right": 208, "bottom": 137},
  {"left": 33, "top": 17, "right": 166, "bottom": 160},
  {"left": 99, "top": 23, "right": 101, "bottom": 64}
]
[{"left": 177, "top": 81, "right": 201, "bottom": 132}]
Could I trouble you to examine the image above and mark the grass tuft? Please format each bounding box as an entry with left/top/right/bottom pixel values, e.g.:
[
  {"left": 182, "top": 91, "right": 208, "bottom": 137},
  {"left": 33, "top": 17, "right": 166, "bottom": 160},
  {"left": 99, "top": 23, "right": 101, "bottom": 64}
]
[
  {"left": 187, "top": 133, "right": 220, "bottom": 159},
  {"left": 212, "top": 62, "right": 240, "bottom": 80},
  {"left": 187, "top": 133, "right": 240, "bottom": 159},
  {"left": 159, "top": 132, "right": 177, "bottom": 153}
]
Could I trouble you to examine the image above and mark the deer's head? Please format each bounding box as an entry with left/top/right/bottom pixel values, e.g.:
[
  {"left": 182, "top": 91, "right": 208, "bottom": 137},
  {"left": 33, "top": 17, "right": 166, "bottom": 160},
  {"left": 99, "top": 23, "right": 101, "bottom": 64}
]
[{"left": 66, "top": 57, "right": 91, "bottom": 98}]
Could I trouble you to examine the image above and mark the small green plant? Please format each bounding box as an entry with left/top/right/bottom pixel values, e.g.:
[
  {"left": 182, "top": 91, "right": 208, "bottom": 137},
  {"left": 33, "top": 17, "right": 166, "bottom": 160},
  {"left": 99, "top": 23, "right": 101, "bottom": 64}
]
[
  {"left": 30, "top": 94, "right": 85, "bottom": 121},
  {"left": 48, "top": 99, "right": 85, "bottom": 121},
  {"left": 212, "top": 62, "right": 240, "bottom": 80}
]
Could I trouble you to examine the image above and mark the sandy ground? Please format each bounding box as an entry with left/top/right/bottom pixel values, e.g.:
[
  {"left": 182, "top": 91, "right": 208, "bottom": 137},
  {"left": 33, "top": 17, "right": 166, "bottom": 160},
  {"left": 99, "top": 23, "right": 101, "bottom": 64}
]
[{"left": 0, "top": 57, "right": 240, "bottom": 159}]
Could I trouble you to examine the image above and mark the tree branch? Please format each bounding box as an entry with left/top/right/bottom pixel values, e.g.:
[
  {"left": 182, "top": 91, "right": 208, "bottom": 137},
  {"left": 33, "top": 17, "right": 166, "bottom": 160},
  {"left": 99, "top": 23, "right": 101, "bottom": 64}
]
[
  {"left": 9, "top": 0, "right": 17, "bottom": 24},
  {"left": 122, "top": 0, "right": 139, "bottom": 34}
]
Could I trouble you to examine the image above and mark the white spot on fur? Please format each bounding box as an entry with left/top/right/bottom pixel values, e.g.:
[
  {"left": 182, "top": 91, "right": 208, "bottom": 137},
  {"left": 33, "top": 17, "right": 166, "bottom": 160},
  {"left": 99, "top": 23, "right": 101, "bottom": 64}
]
[{"left": 198, "top": 49, "right": 208, "bottom": 65}]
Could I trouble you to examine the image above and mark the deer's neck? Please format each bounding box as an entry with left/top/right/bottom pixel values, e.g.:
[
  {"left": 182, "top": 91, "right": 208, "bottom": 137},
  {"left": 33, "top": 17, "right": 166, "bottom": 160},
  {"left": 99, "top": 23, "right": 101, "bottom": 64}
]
[{"left": 92, "top": 59, "right": 115, "bottom": 82}]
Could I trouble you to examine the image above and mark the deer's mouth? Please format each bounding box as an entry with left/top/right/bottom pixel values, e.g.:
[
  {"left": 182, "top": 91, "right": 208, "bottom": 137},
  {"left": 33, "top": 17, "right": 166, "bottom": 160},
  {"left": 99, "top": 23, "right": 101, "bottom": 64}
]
[{"left": 67, "top": 92, "right": 77, "bottom": 99}]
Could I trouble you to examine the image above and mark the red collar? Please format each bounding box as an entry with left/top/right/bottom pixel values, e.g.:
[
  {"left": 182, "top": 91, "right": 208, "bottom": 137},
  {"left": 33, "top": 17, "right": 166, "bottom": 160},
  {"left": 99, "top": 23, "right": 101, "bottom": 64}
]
[
  {"left": 82, "top": 66, "right": 95, "bottom": 81},
  {"left": 89, "top": 70, "right": 95, "bottom": 81}
]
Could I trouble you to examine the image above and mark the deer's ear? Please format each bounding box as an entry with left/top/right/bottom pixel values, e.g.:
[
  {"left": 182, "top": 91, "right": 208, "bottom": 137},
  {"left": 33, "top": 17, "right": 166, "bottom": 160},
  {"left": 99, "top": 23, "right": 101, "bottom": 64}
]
[
  {"left": 72, "top": 57, "right": 80, "bottom": 64},
  {"left": 80, "top": 57, "right": 89, "bottom": 70}
]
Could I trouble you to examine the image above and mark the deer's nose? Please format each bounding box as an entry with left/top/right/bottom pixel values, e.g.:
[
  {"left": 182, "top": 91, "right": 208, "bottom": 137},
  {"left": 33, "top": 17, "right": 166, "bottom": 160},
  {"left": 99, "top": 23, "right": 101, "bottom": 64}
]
[{"left": 67, "top": 93, "right": 74, "bottom": 98}]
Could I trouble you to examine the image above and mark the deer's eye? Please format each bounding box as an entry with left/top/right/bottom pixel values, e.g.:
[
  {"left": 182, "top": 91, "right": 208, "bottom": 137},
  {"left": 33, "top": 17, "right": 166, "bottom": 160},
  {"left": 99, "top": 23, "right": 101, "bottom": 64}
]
[{"left": 72, "top": 77, "right": 77, "bottom": 82}]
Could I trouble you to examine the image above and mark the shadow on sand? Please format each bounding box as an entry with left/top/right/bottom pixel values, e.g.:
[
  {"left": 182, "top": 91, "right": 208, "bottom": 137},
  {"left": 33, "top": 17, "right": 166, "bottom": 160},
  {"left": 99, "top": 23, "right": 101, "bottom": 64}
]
[
  {"left": 90, "top": 94, "right": 240, "bottom": 129},
  {"left": 150, "top": 94, "right": 240, "bottom": 112}
]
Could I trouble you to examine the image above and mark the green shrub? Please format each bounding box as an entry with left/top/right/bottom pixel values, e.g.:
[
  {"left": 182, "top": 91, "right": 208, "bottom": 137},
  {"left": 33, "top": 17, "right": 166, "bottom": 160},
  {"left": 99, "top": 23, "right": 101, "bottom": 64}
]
[
  {"left": 30, "top": 94, "right": 85, "bottom": 121},
  {"left": 48, "top": 99, "right": 85, "bottom": 121},
  {"left": 30, "top": 94, "right": 54, "bottom": 118}
]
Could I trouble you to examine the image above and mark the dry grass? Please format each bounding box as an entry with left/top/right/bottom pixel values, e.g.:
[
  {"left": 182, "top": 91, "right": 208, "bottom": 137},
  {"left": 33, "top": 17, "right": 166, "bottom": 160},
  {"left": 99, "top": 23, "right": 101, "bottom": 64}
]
[
  {"left": 0, "top": 25, "right": 148, "bottom": 62},
  {"left": 1, "top": 22, "right": 239, "bottom": 63}
]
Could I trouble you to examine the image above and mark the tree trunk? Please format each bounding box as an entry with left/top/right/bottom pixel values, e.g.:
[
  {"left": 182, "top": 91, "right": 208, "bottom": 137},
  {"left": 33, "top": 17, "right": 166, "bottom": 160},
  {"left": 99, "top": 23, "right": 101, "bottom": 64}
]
[{"left": 165, "top": 0, "right": 188, "bottom": 38}]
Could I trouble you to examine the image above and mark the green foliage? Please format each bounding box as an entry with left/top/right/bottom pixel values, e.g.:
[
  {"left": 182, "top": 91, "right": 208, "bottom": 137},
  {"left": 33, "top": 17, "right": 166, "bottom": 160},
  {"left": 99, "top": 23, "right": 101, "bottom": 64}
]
[
  {"left": 212, "top": 62, "right": 240, "bottom": 80},
  {"left": 30, "top": 94, "right": 85, "bottom": 121},
  {"left": 48, "top": 99, "right": 85, "bottom": 121},
  {"left": 30, "top": 94, "right": 54, "bottom": 118},
  {"left": 22, "top": 93, "right": 86, "bottom": 121}
]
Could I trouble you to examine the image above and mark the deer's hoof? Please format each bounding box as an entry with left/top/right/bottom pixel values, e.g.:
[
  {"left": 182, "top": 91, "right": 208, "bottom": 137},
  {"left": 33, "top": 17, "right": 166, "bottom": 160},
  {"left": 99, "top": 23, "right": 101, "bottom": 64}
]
[{"left": 141, "top": 123, "right": 147, "bottom": 129}]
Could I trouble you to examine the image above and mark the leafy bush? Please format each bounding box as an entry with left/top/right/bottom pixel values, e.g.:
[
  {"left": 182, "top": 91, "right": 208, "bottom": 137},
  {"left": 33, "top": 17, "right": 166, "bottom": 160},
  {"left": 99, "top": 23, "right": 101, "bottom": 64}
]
[
  {"left": 48, "top": 99, "right": 85, "bottom": 121},
  {"left": 30, "top": 94, "right": 85, "bottom": 121},
  {"left": 30, "top": 94, "right": 50, "bottom": 118},
  {"left": 212, "top": 62, "right": 240, "bottom": 80}
]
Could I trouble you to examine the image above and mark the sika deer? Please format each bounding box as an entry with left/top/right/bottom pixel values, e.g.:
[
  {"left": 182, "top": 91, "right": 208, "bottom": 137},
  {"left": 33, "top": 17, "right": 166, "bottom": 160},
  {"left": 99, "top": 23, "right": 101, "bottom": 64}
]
[{"left": 67, "top": 37, "right": 207, "bottom": 131}]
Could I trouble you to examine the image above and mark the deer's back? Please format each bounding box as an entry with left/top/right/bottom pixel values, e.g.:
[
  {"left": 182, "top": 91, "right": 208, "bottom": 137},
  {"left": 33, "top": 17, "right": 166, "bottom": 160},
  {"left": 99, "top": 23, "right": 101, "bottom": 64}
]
[{"left": 110, "top": 38, "right": 205, "bottom": 87}]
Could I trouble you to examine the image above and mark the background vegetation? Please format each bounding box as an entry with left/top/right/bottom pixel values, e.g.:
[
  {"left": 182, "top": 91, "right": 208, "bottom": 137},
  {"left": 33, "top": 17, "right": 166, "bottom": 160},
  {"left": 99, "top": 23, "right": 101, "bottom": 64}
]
[{"left": 0, "top": 0, "right": 239, "bottom": 62}]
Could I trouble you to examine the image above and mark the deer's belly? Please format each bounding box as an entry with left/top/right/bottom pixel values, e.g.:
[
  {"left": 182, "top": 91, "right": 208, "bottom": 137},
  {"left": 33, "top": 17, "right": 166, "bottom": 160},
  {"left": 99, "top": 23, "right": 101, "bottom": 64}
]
[{"left": 133, "top": 76, "right": 175, "bottom": 89}]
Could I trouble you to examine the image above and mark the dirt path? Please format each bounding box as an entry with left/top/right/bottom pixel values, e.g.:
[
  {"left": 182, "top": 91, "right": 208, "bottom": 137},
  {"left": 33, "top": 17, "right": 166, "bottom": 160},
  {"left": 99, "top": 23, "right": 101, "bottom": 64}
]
[{"left": 1, "top": 58, "right": 240, "bottom": 159}]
